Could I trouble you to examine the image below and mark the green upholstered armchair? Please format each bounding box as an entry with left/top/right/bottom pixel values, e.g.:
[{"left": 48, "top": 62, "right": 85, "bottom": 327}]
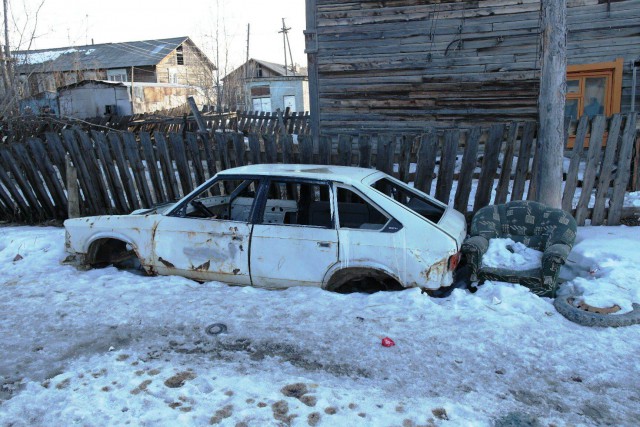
[{"left": 461, "top": 200, "right": 577, "bottom": 297}]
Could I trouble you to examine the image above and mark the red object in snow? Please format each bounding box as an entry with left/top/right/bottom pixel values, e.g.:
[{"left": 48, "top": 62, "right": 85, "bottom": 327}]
[{"left": 381, "top": 337, "right": 395, "bottom": 347}]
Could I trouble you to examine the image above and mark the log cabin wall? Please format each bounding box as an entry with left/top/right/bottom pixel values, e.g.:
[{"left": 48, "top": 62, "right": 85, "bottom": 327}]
[{"left": 307, "top": 0, "right": 640, "bottom": 135}]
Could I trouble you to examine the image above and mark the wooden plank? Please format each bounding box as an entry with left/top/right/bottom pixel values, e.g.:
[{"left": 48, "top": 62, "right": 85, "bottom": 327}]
[
  {"left": 75, "top": 129, "right": 112, "bottom": 212},
  {"left": 248, "top": 133, "right": 262, "bottom": 165},
  {"left": 358, "top": 134, "right": 372, "bottom": 168},
  {"left": 319, "top": 135, "right": 331, "bottom": 165},
  {"left": 435, "top": 129, "right": 459, "bottom": 204},
  {"left": 398, "top": 134, "right": 414, "bottom": 183},
  {"left": 0, "top": 178, "right": 15, "bottom": 220},
  {"left": 376, "top": 134, "right": 396, "bottom": 176},
  {"left": 200, "top": 133, "right": 217, "bottom": 179},
  {"left": 591, "top": 114, "right": 623, "bottom": 225},
  {"left": 494, "top": 122, "right": 519, "bottom": 204},
  {"left": 154, "top": 132, "right": 180, "bottom": 201},
  {"left": 214, "top": 132, "right": 233, "bottom": 171},
  {"left": 107, "top": 132, "right": 140, "bottom": 211},
  {"left": 0, "top": 147, "right": 44, "bottom": 220},
  {"left": 575, "top": 115, "right": 606, "bottom": 225},
  {"left": 186, "top": 132, "right": 206, "bottom": 186},
  {"left": 511, "top": 121, "right": 536, "bottom": 201},
  {"left": 11, "top": 143, "right": 57, "bottom": 218},
  {"left": 337, "top": 134, "right": 352, "bottom": 166},
  {"left": 414, "top": 131, "right": 438, "bottom": 195},
  {"left": 232, "top": 133, "right": 246, "bottom": 167},
  {"left": 44, "top": 132, "right": 67, "bottom": 178},
  {"left": 281, "top": 133, "right": 295, "bottom": 164},
  {"left": 122, "top": 132, "right": 154, "bottom": 208},
  {"left": 608, "top": 113, "right": 638, "bottom": 225},
  {"left": 474, "top": 124, "right": 505, "bottom": 210},
  {"left": 263, "top": 133, "right": 278, "bottom": 164},
  {"left": 561, "top": 115, "right": 589, "bottom": 211},
  {"left": 299, "top": 134, "right": 314, "bottom": 164},
  {"left": 92, "top": 131, "right": 129, "bottom": 213},
  {"left": 61, "top": 129, "right": 99, "bottom": 215},
  {"left": 0, "top": 149, "right": 31, "bottom": 219},
  {"left": 168, "top": 133, "right": 194, "bottom": 196},
  {"left": 27, "top": 138, "right": 68, "bottom": 218},
  {"left": 454, "top": 127, "right": 481, "bottom": 212},
  {"left": 139, "top": 131, "right": 165, "bottom": 204}
]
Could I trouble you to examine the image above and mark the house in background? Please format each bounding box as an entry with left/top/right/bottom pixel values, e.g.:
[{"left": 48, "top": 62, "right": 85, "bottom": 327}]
[
  {"left": 15, "top": 36, "right": 216, "bottom": 116},
  {"left": 222, "top": 58, "right": 309, "bottom": 113},
  {"left": 57, "top": 80, "right": 208, "bottom": 118},
  {"left": 304, "top": 0, "right": 640, "bottom": 136}
]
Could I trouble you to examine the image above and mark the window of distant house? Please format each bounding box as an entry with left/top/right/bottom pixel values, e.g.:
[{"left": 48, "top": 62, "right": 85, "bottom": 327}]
[
  {"left": 256, "top": 64, "right": 263, "bottom": 78},
  {"left": 176, "top": 45, "right": 184, "bottom": 65},
  {"left": 107, "top": 69, "right": 128, "bottom": 82},
  {"left": 565, "top": 58, "right": 623, "bottom": 123}
]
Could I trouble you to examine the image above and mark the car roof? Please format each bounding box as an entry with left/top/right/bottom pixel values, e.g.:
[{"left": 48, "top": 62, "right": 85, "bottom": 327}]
[{"left": 217, "top": 164, "right": 383, "bottom": 185}]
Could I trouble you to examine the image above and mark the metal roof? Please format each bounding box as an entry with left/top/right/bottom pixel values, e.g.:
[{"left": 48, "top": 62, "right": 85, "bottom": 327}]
[
  {"left": 253, "top": 59, "right": 308, "bottom": 77},
  {"left": 15, "top": 37, "right": 213, "bottom": 74},
  {"left": 217, "top": 164, "right": 380, "bottom": 184}
]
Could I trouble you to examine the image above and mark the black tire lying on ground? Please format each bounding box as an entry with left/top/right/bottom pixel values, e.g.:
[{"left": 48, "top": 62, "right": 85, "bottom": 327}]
[{"left": 554, "top": 295, "right": 640, "bottom": 328}]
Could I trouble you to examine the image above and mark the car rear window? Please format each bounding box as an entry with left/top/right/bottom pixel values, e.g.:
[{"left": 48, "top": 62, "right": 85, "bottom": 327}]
[{"left": 372, "top": 178, "right": 445, "bottom": 223}]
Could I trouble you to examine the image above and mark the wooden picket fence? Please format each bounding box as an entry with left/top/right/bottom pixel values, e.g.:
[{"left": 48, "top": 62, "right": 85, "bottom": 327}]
[{"left": 0, "top": 113, "right": 636, "bottom": 225}]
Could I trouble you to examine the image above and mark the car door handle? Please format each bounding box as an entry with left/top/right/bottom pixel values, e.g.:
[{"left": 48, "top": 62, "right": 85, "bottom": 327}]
[{"left": 317, "top": 241, "right": 331, "bottom": 248}]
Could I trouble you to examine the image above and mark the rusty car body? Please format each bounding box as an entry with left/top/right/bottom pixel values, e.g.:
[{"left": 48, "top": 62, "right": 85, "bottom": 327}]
[{"left": 64, "top": 165, "right": 467, "bottom": 292}]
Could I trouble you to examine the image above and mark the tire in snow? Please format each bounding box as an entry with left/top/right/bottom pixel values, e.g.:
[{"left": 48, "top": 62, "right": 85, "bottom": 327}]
[{"left": 554, "top": 296, "right": 640, "bottom": 328}]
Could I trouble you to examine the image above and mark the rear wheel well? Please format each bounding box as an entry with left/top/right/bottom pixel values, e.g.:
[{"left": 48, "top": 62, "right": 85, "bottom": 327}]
[
  {"left": 87, "top": 238, "right": 141, "bottom": 270},
  {"left": 327, "top": 268, "right": 403, "bottom": 294}
]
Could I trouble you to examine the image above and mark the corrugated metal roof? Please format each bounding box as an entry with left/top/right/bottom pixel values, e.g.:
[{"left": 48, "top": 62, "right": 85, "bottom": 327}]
[{"left": 15, "top": 37, "right": 193, "bottom": 73}]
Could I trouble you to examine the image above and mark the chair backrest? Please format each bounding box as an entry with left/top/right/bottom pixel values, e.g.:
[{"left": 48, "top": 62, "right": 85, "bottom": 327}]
[{"left": 470, "top": 201, "right": 577, "bottom": 251}]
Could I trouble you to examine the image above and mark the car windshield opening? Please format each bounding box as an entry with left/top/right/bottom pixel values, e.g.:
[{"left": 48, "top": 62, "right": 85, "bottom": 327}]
[{"left": 372, "top": 178, "right": 445, "bottom": 223}]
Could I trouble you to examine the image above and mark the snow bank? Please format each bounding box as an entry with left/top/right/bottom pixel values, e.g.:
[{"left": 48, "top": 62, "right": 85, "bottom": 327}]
[{"left": 0, "top": 225, "right": 639, "bottom": 426}]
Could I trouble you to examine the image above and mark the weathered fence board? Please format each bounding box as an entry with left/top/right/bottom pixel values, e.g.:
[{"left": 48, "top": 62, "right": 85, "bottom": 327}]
[{"left": 0, "top": 114, "right": 637, "bottom": 226}]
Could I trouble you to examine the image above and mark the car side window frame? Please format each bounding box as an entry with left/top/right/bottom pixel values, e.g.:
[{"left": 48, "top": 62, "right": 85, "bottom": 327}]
[
  {"left": 253, "top": 177, "right": 336, "bottom": 229},
  {"left": 167, "top": 175, "right": 263, "bottom": 223},
  {"left": 332, "top": 183, "right": 403, "bottom": 233}
]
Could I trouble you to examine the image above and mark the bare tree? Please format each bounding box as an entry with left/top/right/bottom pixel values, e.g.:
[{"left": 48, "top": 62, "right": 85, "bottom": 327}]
[
  {"left": 535, "top": 0, "right": 567, "bottom": 208},
  {"left": 1, "top": 0, "right": 47, "bottom": 116}
]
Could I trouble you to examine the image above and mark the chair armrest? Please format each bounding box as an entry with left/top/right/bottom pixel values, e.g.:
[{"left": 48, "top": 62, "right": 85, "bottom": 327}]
[
  {"left": 543, "top": 243, "right": 571, "bottom": 266},
  {"left": 540, "top": 243, "right": 572, "bottom": 297},
  {"left": 461, "top": 235, "right": 489, "bottom": 256}
]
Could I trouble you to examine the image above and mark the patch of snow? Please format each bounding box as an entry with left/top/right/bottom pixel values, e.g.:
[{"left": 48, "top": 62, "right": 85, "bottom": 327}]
[
  {"left": 482, "top": 238, "right": 543, "bottom": 270},
  {"left": 0, "top": 225, "right": 639, "bottom": 426},
  {"left": 18, "top": 48, "right": 79, "bottom": 65}
]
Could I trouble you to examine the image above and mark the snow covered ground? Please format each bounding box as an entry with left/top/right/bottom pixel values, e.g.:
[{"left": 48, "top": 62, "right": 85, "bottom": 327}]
[{"left": 1, "top": 225, "right": 639, "bottom": 426}]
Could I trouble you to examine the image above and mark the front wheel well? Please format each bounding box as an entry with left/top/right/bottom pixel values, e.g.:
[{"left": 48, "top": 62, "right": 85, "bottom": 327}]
[
  {"left": 326, "top": 268, "right": 403, "bottom": 294},
  {"left": 87, "top": 238, "right": 140, "bottom": 269}
]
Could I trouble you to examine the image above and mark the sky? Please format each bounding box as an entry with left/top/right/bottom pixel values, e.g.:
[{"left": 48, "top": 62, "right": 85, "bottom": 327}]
[{"left": 12, "top": 0, "right": 307, "bottom": 76}]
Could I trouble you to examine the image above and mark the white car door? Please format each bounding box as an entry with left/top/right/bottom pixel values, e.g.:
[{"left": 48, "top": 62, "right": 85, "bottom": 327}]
[
  {"left": 152, "top": 178, "right": 259, "bottom": 284},
  {"left": 250, "top": 179, "right": 338, "bottom": 288}
]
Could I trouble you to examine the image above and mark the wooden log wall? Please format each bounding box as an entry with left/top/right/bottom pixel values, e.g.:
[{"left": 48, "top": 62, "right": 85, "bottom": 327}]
[
  {"left": 0, "top": 114, "right": 636, "bottom": 226},
  {"left": 307, "top": 0, "right": 640, "bottom": 135}
]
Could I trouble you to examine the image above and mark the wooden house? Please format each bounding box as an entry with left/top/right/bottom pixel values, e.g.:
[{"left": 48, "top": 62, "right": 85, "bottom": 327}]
[
  {"left": 15, "top": 37, "right": 216, "bottom": 103},
  {"left": 222, "top": 58, "right": 309, "bottom": 113},
  {"left": 304, "top": 0, "right": 640, "bottom": 136}
]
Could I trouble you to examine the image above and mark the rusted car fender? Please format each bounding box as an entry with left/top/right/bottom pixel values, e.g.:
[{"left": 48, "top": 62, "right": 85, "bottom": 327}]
[{"left": 322, "top": 260, "right": 404, "bottom": 291}]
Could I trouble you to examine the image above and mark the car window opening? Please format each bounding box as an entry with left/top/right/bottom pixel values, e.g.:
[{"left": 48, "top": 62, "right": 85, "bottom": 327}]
[
  {"left": 372, "top": 178, "right": 445, "bottom": 223},
  {"left": 179, "top": 179, "right": 259, "bottom": 221},
  {"left": 260, "top": 180, "right": 333, "bottom": 228},
  {"left": 336, "top": 187, "right": 388, "bottom": 230}
]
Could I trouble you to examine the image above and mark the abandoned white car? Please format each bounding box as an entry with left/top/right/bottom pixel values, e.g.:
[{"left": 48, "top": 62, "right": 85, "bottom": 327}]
[{"left": 64, "top": 165, "right": 467, "bottom": 293}]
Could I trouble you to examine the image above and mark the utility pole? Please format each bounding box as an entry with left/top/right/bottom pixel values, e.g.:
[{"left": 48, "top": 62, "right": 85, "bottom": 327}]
[
  {"left": 535, "top": 0, "right": 567, "bottom": 208},
  {"left": 2, "top": 0, "right": 12, "bottom": 96},
  {"left": 279, "top": 18, "right": 291, "bottom": 76},
  {"left": 246, "top": 23, "right": 250, "bottom": 66}
]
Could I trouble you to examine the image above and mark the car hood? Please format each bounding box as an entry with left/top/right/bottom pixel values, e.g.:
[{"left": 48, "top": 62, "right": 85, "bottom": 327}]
[{"left": 438, "top": 207, "right": 467, "bottom": 250}]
